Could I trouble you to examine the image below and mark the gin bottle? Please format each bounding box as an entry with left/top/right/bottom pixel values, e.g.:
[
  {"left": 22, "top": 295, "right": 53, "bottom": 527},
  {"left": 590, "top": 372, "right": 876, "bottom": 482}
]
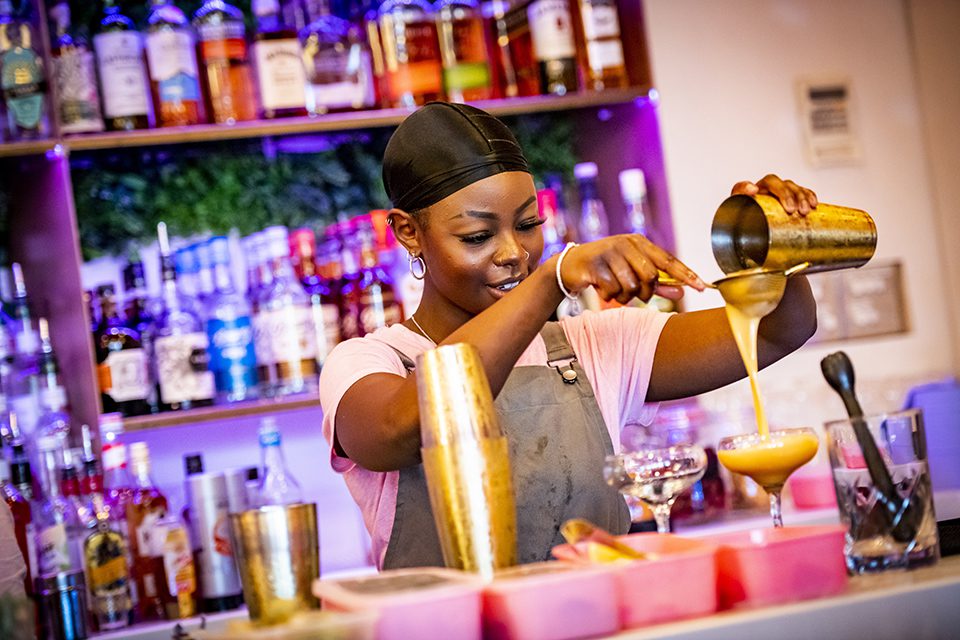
[
  {"left": 154, "top": 223, "right": 216, "bottom": 412},
  {"left": 205, "top": 236, "right": 258, "bottom": 402},
  {"left": 49, "top": 1, "right": 104, "bottom": 134},
  {"left": 94, "top": 0, "right": 152, "bottom": 131},
  {"left": 146, "top": 0, "right": 205, "bottom": 127}
]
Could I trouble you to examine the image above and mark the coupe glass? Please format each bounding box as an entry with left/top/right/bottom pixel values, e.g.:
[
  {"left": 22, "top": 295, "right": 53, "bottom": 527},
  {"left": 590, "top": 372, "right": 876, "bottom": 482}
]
[
  {"left": 604, "top": 445, "right": 708, "bottom": 534},
  {"left": 717, "top": 427, "right": 819, "bottom": 527}
]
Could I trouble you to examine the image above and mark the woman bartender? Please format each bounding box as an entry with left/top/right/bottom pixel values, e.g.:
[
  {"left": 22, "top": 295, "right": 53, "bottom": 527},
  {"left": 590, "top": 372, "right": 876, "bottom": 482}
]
[{"left": 319, "top": 102, "right": 819, "bottom": 569}]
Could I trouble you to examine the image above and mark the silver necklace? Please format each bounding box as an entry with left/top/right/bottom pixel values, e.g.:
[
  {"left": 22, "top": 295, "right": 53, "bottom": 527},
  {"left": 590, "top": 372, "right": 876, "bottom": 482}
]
[{"left": 409, "top": 314, "right": 438, "bottom": 345}]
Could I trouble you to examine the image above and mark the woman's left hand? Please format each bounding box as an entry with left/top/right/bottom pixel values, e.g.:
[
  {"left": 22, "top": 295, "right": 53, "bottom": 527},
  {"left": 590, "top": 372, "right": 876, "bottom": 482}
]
[{"left": 730, "top": 174, "right": 818, "bottom": 215}]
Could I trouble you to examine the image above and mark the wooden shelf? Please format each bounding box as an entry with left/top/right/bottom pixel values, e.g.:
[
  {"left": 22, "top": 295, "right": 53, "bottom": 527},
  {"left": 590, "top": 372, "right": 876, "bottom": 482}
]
[
  {"left": 0, "top": 87, "right": 650, "bottom": 158},
  {"left": 119, "top": 393, "right": 321, "bottom": 433}
]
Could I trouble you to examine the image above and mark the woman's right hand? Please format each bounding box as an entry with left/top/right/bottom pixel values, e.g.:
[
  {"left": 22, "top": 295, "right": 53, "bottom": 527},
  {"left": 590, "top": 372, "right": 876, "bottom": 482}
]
[{"left": 557, "top": 235, "right": 706, "bottom": 304}]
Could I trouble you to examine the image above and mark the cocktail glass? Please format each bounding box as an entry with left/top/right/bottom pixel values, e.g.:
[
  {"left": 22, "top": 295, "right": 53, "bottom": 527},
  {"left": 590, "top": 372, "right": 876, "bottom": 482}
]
[
  {"left": 604, "top": 445, "right": 708, "bottom": 534},
  {"left": 718, "top": 427, "right": 819, "bottom": 527}
]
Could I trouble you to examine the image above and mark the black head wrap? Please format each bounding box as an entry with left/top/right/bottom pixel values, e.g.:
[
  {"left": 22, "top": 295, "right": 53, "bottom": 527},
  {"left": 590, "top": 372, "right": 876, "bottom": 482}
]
[{"left": 382, "top": 102, "right": 531, "bottom": 212}]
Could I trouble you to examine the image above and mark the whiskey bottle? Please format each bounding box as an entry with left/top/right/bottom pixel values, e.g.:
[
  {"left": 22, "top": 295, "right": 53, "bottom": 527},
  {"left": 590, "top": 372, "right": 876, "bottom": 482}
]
[
  {"left": 252, "top": 0, "right": 308, "bottom": 119},
  {"left": 94, "top": 0, "right": 152, "bottom": 131},
  {"left": 481, "top": 0, "right": 518, "bottom": 99},
  {"left": 194, "top": 0, "right": 257, "bottom": 124},
  {"left": 0, "top": 0, "right": 50, "bottom": 140},
  {"left": 527, "top": 0, "right": 578, "bottom": 95},
  {"left": 575, "top": 0, "right": 627, "bottom": 91},
  {"left": 95, "top": 284, "right": 151, "bottom": 417},
  {"left": 125, "top": 442, "right": 170, "bottom": 622},
  {"left": 378, "top": 0, "right": 444, "bottom": 108},
  {"left": 146, "top": 0, "right": 206, "bottom": 127},
  {"left": 49, "top": 1, "right": 104, "bottom": 134},
  {"left": 436, "top": 0, "right": 492, "bottom": 103}
]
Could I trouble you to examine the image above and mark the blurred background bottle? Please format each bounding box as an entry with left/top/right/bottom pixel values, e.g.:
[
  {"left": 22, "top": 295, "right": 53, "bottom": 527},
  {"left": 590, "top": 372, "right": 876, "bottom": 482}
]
[
  {"left": 146, "top": 0, "right": 205, "bottom": 127},
  {"left": 49, "top": 1, "right": 104, "bottom": 134},
  {"left": 251, "top": 0, "right": 309, "bottom": 119},
  {"left": 574, "top": 161, "right": 609, "bottom": 242},
  {"left": 436, "top": 0, "right": 492, "bottom": 103},
  {"left": 194, "top": 0, "right": 257, "bottom": 124},
  {"left": 378, "top": 0, "right": 443, "bottom": 108},
  {"left": 0, "top": 0, "right": 50, "bottom": 140},
  {"left": 574, "top": 0, "right": 628, "bottom": 91},
  {"left": 255, "top": 417, "right": 302, "bottom": 506},
  {"left": 95, "top": 284, "right": 151, "bottom": 418},
  {"left": 527, "top": 0, "right": 578, "bottom": 95},
  {"left": 94, "top": 0, "right": 152, "bottom": 131}
]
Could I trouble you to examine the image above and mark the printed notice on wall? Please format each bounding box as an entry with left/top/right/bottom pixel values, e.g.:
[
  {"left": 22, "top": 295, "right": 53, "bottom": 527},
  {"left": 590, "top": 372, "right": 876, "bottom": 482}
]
[
  {"left": 796, "top": 77, "right": 862, "bottom": 167},
  {"left": 809, "top": 262, "right": 909, "bottom": 344}
]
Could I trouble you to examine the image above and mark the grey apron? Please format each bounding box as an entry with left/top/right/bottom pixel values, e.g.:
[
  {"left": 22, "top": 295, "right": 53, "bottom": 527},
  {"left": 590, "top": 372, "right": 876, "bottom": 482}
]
[{"left": 382, "top": 321, "right": 630, "bottom": 569}]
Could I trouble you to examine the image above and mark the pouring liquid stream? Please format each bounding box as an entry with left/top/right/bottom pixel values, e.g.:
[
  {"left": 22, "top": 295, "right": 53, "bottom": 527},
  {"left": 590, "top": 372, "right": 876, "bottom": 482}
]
[{"left": 724, "top": 303, "right": 770, "bottom": 439}]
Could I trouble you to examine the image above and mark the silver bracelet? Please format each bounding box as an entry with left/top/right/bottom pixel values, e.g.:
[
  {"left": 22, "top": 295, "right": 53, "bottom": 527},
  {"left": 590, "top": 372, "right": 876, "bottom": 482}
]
[{"left": 555, "top": 242, "right": 579, "bottom": 300}]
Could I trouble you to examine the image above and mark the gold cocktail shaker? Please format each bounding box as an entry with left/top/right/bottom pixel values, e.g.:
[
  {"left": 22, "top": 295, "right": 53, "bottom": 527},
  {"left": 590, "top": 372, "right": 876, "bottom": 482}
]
[
  {"left": 712, "top": 194, "right": 877, "bottom": 274},
  {"left": 416, "top": 343, "right": 518, "bottom": 581}
]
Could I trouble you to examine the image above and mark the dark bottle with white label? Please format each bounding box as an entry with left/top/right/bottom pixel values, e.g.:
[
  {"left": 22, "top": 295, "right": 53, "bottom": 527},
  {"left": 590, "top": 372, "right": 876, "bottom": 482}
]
[
  {"left": 251, "top": 0, "right": 308, "bottom": 119},
  {"left": 95, "top": 284, "right": 151, "bottom": 417},
  {"left": 94, "top": 0, "right": 152, "bottom": 130},
  {"left": 154, "top": 222, "right": 216, "bottom": 412},
  {"left": 527, "top": 0, "right": 578, "bottom": 95}
]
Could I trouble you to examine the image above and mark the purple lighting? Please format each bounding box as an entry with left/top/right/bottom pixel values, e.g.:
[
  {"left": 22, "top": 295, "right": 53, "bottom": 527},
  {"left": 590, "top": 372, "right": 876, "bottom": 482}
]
[{"left": 45, "top": 144, "right": 64, "bottom": 161}]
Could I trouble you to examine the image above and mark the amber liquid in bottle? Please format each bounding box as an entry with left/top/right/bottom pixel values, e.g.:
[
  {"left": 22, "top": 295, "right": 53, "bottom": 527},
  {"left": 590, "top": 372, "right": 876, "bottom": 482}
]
[
  {"left": 194, "top": 1, "right": 257, "bottom": 124},
  {"left": 126, "top": 443, "right": 173, "bottom": 622},
  {"left": 379, "top": 0, "right": 444, "bottom": 108},
  {"left": 437, "top": 1, "right": 493, "bottom": 102},
  {"left": 502, "top": 2, "right": 540, "bottom": 97},
  {"left": 251, "top": 0, "right": 308, "bottom": 119},
  {"left": 575, "top": 0, "right": 628, "bottom": 91},
  {"left": 146, "top": 0, "right": 206, "bottom": 126}
]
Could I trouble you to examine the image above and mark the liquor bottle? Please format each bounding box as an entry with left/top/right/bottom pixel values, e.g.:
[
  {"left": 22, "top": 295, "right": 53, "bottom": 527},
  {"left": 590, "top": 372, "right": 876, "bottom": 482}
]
[
  {"left": 80, "top": 424, "right": 104, "bottom": 502},
  {"left": 619, "top": 168, "right": 651, "bottom": 237},
  {"left": 146, "top": 0, "right": 206, "bottom": 127},
  {"left": 574, "top": 161, "right": 609, "bottom": 241},
  {"left": 83, "top": 507, "right": 133, "bottom": 631},
  {"left": 0, "top": 0, "right": 50, "bottom": 140},
  {"left": 300, "top": 0, "right": 375, "bottom": 115},
  {"left": 251, "top": 0, "right": 309, "bottom": 119},
  {"left": 378, "top": 0, "right": 443, "bottom": 108},
  {"left": 32, "top": 438, "right": 83, "bottom": 576},
  {"left": 0, "top": 453, "right": 34, "bottom": 594},
  {"left": 536, "top": 188, "right": 567, "bottom": 259},
  {"left": 174, "top": 245, "right": 202, "bottom": 314},
  {"left": 123, "top": 261, "right": 159, "bottom": 415},
  {"left": 205, "top": 236, "right": 258, "bottom": 403},
  {"left": 289, "top": 228, "right": 340, "bottom": 367},
  {"left": 154, "top": 223, "right": 216, "bottom": 412},
  {"left": 574, "top": 0, "right": 627, "bottom": 91},
  {"left": 527, "top": 0, "right": 578, "bottom": 95},
  {"left": 253, "top": 226, "right": 319, "bottom": 397},
  {"left": 241, "top": 232, "right": 263, "bottom": 305},
  {"left": 194, "top": 0, "right": 257, "bottom": 124},
  {"left": 194, "top": 240, "right": 215, "bottom": 303},
  {"left": 363, "top": 8, "right": 387, "bottom": 108},
  {"left": 156, "top": 511, "right": 197, "bottom": 619},
  {"left": 255, "top": 417, "right": 302, "bottom": 506},
  {"left": 95, "top": 284, "right": 151, "bottom": 417},
  {"left": 436, "top": 0, "right": 492, "bottom": 103},
  {"left": 334, "top": 222, "right": 362, "bottom": 340},
  {"left": 6, "top": 264, "right": 41, "bottom": 444},
  {"left": 126, "top": 441, "right": 170, "bottom": 622},
  {"left": 502, "top": 1, "right": 540, "bottom": 97},
  {"left": 48, "top": 2, "right": 104, "bottom": 134},
  {"left": 94, "top": 0, "right": 153, "bottom": 131},
  {"left": 481, "top": 0, "right": 518, "bottom": 99},
  {"left": 33, "top": 331, "right": 71, "bottom": 447},
  {"left": 351, "top": 216, "right": 403, "bottom": 336}
]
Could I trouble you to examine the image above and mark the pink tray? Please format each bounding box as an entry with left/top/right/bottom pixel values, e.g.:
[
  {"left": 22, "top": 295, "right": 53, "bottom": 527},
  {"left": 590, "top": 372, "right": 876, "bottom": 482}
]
[
  {"left": 312, "top": 568, "right": 484, "bottom": 640},
  {"left": 483, "top": 562, "right": 619, "bottom": 640},
  {"left": 553, "top": 533, "right": 719, "bottom": 629},
  {"left": 712, "top": 525, "right": 848, "bottom": 609}
]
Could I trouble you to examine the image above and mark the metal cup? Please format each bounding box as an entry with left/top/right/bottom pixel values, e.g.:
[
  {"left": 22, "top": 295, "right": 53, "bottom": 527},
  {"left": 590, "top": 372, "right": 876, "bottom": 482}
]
[
  {"left": 712, "top": 194, "right": 877, "bottom": 274},
  {"left": 229, "top": 503, "right": 320, "bottom": 625},
  {"left": 36, "top": 571, "right": 88, "bottom": 640},
  {"left": 416, "top": 343, "right": 518, "bottom": 580}
]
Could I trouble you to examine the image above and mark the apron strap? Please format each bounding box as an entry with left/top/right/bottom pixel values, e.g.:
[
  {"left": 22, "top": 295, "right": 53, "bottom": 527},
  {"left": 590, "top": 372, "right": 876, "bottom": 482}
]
[
  {"left": 387, "top": 345, "right": 416, "bottom": 372},
  {"left": 541, "top": 322, "right": 579, "bottom": 384}
]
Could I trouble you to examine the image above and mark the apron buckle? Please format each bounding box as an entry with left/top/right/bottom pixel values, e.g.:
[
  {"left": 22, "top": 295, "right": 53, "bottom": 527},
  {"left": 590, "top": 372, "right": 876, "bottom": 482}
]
[{"left": 558, "top": 365, "right": 578, "bottom": 384}]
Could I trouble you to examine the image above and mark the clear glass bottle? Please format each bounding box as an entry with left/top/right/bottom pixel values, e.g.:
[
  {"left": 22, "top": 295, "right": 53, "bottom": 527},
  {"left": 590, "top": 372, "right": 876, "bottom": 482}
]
[
  {"left": 194, "top": 240, "right": 216, "bottom": 303},
  {"left": 126, "top": 441, "right": 170, "bottom": 622},
  {"left": 146, "top": 0, "right": 206, "bottom": 127},
  {"left": 289, "top": 228, "right": 340, "bottom": 368},
  {"left": 193, "top": 0, "right": 258, "bottom": 124},
  {"left": 253, "top": 226, "right": 318, "bottom": 397},
  {"left": 526, "top": 0, "right": 578, "bottom": 95},
  {"left": 205, "top": 236, "right": 258, "bottom": 403},
  {"left": 94, "top": 0, "right": 153, "bottom": 131},
  {"left": 536, "top": 188, "right": 567, "bottom": 259},
  {"left": 575, "top": 0, "right": 627, "bottom": 91},
  {"left": 49, "top": 1, "right": 104, "bottom": 134},
  {"left": 32, "top": 438, "right": 83, "bottom": 576},
  {"left": 252, "top": 0, "right": 309, "bottom": 119},
  {"left": 300, "top": 0, "right": 375, "bottom": 115},
  {"left": 619, "top": 168, "right": 650, "bottom": 237},
  {"left": 96, "top": 284, "right": 151, "bottom": 417},
  {"left": 0, "top": 0, "right": 50, "bottom": 140},
  {"left": 436, "top": 0, "right": 492, "bottom": 103},
  {"left": 574, "top": 161, "right": 609, "bottom": 242},
  {"left": 255, "top": 417, "right": 302, "bottom": 506},
  {"left": 378, "top": 0, "right": 444, "bottom": 108},
  {"left": 34, "top": 348, "right": 71, "bottom": 450},
  {"left": 154, "top": 223, "right": 216, "bottom": 412}
]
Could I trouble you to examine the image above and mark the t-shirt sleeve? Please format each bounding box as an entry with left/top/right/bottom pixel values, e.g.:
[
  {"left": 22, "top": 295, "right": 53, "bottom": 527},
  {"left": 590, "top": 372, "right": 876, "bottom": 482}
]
[
  {"left": 562, "top": 307, "right": 673, "bottom": 434},
  {"left": 319, "top": 337, "right": 409, "bottom": 473}
]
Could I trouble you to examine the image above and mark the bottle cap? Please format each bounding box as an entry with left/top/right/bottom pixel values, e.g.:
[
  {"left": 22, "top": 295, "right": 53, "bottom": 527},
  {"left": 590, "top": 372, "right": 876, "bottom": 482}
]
[
  {"left": 129, "top": 441, "right": 150, "bottom": 466},
  {"left": 574, "top": 162, "right": 599, "bottom": 180},
  {"left": 258, "top": 417, "right": 281, "bottom": 447},
  {"left": 618, "top": 168, "right": 647, "bottom": 202}
]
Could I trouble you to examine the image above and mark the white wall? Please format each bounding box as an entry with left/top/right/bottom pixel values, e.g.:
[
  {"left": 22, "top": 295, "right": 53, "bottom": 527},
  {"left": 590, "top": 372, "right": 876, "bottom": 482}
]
[{"left": 642, "top": 0, "right": 956, "bottom": 429}]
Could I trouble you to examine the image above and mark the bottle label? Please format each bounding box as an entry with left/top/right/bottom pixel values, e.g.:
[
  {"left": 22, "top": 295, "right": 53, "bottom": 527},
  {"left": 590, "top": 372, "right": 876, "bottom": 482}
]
[
  {"left": 155, "top": 333, "right": 216, "bottom": 404},
  {"left": 162, "top": 525, "right": 196, "bottom": 613},
  {"left": 581, "top": 2, "right": 621, "bottom": 40},
  {"left": 38, "top": 522, "right": 72, "bottom": 574},
  {"left": 102, "top": 349, "right": 150, "bottom": 403},
  {"left": 146, "top": 30, "right": 201, "bottom": 104},
  {"left": 360, "top": 286, "right": 403, "bottom": 335},
  {"left": 1, "top": 46, "right": 44, "bottom": 130},
  {"left": 135, "top": 509, "right": 166, "bottom": 558},
  {"left": 311, "top": 302, "right": 341, "bottom": 364},
  {"left": 527, "top": 0, "right": 576, "bottom": 61},
  {"left": 382, "top": 19, "right": 442, "bottom": 99},
  {"left": 444, "top": 62, "right": 491, "bottom": 93},
  {"left": 198, "top": 24, "right": 248, "bottom": 62},
  {"left": 587, "top": 39, "right": 624, "bottom": 70},
  {"left": 207, "top": 316, "right": 258, "bottom": 394},
  {"left": 253, "top": 38, "right": 308, "bottom": 111},
  {"left": 253, "top": 305, "right": 318, "bottom": 367},
  {"left": 94, "top": 31, "right": 151, "bottom": 118},
  {"left": 54, "top": 48, "right": 103, "bottom": 133},
  {"left": 86, "top": 539, "right": 128, "bottom": 589}
]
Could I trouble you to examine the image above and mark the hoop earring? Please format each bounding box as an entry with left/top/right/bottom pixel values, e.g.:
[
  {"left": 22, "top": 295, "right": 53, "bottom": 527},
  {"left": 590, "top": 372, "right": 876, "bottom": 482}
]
[
  {"left": 523, "top": 250, "right": 530, "bottom": 261},
  {"left": 409, "top": 253, "right": 427, "bottom": 280}
]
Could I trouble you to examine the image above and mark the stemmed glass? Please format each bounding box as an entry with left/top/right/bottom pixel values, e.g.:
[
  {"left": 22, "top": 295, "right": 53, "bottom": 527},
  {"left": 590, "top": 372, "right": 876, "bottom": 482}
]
[
  {"left": 717, "top": 427, "right": 819, "bottom": 527},
  {"left": 604, "top": 445, "right": 708, "bottom": 534}
]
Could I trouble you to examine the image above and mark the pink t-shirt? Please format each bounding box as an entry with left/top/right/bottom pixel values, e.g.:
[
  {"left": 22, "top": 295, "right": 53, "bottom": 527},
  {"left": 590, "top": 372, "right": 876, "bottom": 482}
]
[{"left": 319, "top": 307, "right": 672, "bottom": 568}]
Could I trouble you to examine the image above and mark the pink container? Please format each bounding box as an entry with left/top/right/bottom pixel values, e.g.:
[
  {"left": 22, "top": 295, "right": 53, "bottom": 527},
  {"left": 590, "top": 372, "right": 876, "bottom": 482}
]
[
  {"left": 553, "top": 533, "right": 719, "bottom": 629},
  {"left": 312, "top": 568, "right": 484, "bottom": 640},
  {"left": 713, "top": 525, "right": 848, "bottom": 609},
  {"left": 788, "top": 472, "right": 838, "bottom": 509},
  {"left": 483, "top": 562, "right": 619, "bottom": 640}
]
